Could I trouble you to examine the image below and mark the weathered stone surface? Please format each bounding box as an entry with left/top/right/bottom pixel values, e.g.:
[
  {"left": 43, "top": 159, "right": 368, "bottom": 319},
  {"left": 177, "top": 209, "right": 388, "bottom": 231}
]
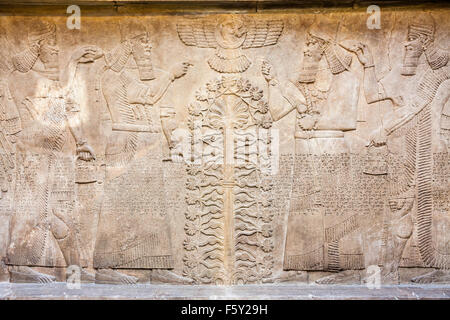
[
  {"left": 0, "top": 1, "right": 449, "bottom": 298},
  {"left": 1, "top": 282, "right": 450, "bottom": 300}
]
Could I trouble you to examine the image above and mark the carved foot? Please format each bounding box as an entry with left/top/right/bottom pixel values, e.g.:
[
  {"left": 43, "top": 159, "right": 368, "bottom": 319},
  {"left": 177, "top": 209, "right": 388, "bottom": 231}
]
[
  {"left": 10, "top": 266, "right": 56, "bottom": 284},
  {"left": 411, "top": 270, "right": 450, "bottom": 284},
  {"left": 361, "top": 267, "right": 398, "bottom": 285},
  {"left": 80, "top": 269, "right": 96, "bottom": 283},
  {"left": 380, "top": 270, "right": 399, "bottom": 285},
  {"left": 65, "top": 268, "right": 95, "bottom": 283},
  {"left": 95, "top": 269, "right": 138, "bottom": 285},
  {"left": 379, "top": 264, "right": 399, "bottom": 284},
  {"left": 315, "top": 270, "right": 361, "bottom": 285},
  {"left": 151, "top": 269, "right": 194, "bottom": 284},
  {"left": 262, "top": 271, "right": 307, "bottom": 284}
]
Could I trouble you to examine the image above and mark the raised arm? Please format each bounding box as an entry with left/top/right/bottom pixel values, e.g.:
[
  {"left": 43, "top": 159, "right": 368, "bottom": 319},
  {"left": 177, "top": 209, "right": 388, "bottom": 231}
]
[
  {"left": 145, "top": 62, "right": 192, "bottom": 105},
  {"left": 353, "top": 43, "right": 403, "bottom": 107},
  {"left": 65, "top": 104, "right": 96, "bottom": 161},
  {"left": 61, "top": 46, "right": 104, "bottom": 92},
  {"left": 62, "top": 46, "right": 103, "bottom": 161},
  {"left": 261, "top": 60, "right": 306, "bottom": 121}
]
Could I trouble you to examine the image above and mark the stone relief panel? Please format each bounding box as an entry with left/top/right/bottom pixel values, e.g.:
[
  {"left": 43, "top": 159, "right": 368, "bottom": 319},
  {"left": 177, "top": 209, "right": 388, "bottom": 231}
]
[{"left": 0, "top": 8, "right": 448, "bottom": 286}]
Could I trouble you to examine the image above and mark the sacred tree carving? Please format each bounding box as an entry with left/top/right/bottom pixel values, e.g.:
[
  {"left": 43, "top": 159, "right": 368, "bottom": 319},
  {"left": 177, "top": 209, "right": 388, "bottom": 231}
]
[
  {"left": 176, "top": 16, "right": 283, "bottom": 285},
  {"left": 181, "top": 76, "right": 275, "bottom": 284}
]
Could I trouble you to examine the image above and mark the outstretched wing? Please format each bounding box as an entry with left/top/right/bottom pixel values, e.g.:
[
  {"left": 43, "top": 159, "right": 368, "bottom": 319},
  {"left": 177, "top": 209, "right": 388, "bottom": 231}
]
[
  {"left": 0, "top": 31, "right": 14, "bottom": 75},
  {"left": 0, "top": 30, "right": 20, "bottom": 197},
  {"left": 242, "top": 19, "right": 284, "bottom": 49},
  {"left": 177, "top": 19, "right": 218, "bottom": 48},
  {"left": 0, "top": 81, "right": 16, "bottom": 198}
]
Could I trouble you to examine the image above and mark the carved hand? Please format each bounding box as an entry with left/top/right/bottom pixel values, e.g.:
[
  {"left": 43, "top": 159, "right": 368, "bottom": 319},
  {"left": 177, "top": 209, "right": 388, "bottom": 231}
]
[
  {"left": 170, "top": 148, "right": 184, "bottom": 163},
  {"left": 76, "top": 141, "right": 96, "bottom": 161},
  {"left": 71, "top": 45, "right": 104, "bottom": 64},
  {"left": 161, "top": 110, "right": 177, "bottom": 148},
  {"left": 351, "top": 42, "right": 374, "bottom": 67},
  {"left": 29, "top": 39, "right": 42, "bottom": 53},
  {"left": 367, "top": 126, "right": 387, "bottom": 147},
  {"left": 261, "top": 60, "right": 276, "bottom": 82},
  {"left": 171, "top": 62, "right": 192, "bottom": 79},
  {"left": 169, "top": 128, "right": 186, "bottom": 163},
  {"left": 391, "top": 95, "right": 405, "bottom": 108}
]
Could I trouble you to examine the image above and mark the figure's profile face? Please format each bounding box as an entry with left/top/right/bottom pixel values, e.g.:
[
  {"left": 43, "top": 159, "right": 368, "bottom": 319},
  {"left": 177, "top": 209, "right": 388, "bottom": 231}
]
[
  {"left": 132, "top": 33, "right": 152, "bottom": 56},
  {"left": 304, "top": 34, "right": 326, "bottom": 62},
  {"left": 220, "top": 19, "right": 245, "bottom": 42},
  {"left": 131, "top": 32, "right": 155, "bottom": 81},
  {"left": 39, "top": 34, "right": 59, "bottom": 69},
  {"left": 215, "top": 17, "right": 247, "bottom": 50},
  {"left": 401, "top": 29, "right": 428, "bottom": 75},
  {"left": 220, "top": 21, "right": 234, "bottom": 40},
  {"left": 298, "top": 33, "right": 327, "bottom": 83}
]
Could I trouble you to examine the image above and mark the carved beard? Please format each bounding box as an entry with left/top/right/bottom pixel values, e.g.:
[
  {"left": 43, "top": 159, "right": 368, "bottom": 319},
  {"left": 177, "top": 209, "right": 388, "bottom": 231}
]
[
  {"left": 135, "top": 57, "right": 155, "bottom": 81},
  {"left": 298, "top": 52, "right": 323, "bottom": 83},
  {"left": 132, "top": 43, "right": 155, "bottom": 81},
  {"left": 401, "top": 41, "right": 424, "bottom": 76},
  {"left": 39, "top": 44, "right": 59, "bottom": 71}
]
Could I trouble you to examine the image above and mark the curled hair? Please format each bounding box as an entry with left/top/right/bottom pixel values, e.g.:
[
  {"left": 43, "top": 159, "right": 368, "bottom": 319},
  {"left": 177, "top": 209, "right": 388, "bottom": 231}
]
[
  {"left": 105, "top": 40, "right": 133, "bottom": 73},
  {"left": 12, "top": 46, "right": 39, "bottom": 73}
]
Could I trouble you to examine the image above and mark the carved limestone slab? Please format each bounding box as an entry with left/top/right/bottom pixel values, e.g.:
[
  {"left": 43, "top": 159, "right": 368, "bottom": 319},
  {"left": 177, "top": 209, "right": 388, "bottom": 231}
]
[{"left": 0, "top": 4, "right": 449, "bottom": 287}]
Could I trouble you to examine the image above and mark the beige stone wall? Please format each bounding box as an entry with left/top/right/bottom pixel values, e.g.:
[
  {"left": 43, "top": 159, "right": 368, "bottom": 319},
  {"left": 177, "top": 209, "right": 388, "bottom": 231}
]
[{"left": 0, "top": 2, "right": 449, "bottom": 285}]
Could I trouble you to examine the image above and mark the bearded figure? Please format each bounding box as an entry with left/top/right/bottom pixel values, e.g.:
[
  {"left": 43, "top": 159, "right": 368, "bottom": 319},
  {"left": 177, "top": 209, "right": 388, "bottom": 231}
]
[
  {"left": 261, "top": 20, "right": 363, "bottom": 284},
  {"left": 93, "top": 21, "right": 193, "bottom": 284},
  {"left": 354, "top": 14, "right": 450, "bottom": 284},
  {"left": 0, "top": 28, "right": 20, "bottom": 200},
  {"left": 5, "top": 21, "right": 101, "bottom": 283},
  {"left": 0, "top": 27, "right": 22, "bottom": 281}
]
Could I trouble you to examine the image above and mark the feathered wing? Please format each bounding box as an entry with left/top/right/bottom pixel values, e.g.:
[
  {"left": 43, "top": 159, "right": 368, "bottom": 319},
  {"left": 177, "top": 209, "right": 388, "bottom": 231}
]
[
  {"left": 242, "top": 19, "right": 284, "bottom": 49},
  {"left": 0, "top": 32, "right": 20, "bottom": 133},
  {"left": 0, "top": 31, "right": 19, "bottom": 197},
  {"left": 0, "top": 81, "right": 16, "bottom": 197},
  {"left": 0, "top": 31, "right": 14, "bottom": 75},
  {"left": 177, "top": 19, "right": 218, "bottom": 48}
]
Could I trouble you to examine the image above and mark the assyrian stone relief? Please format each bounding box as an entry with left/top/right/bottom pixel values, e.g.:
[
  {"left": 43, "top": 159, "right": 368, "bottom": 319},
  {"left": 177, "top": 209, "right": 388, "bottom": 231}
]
[
  {"left": 93, "top": 20, "right": 193, "bottom": 285},
  {"left": 0, "top": 7, "right": 448, "bottom": 286}
]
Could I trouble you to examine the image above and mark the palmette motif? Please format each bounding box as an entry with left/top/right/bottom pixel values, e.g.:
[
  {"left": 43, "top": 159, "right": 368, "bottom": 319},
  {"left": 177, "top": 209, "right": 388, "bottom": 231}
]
[{"left": 183, "top": 77, "right": 274, "bottom": 284}]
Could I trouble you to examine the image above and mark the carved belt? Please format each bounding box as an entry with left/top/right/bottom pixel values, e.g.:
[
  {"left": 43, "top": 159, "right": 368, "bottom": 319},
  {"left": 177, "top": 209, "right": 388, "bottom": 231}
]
[
  {"left": 112, "top": 123, "right": 160, "bottom": 133},
  {"left": 294, "top": 130, "right": 344, "bottom": 139}
]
